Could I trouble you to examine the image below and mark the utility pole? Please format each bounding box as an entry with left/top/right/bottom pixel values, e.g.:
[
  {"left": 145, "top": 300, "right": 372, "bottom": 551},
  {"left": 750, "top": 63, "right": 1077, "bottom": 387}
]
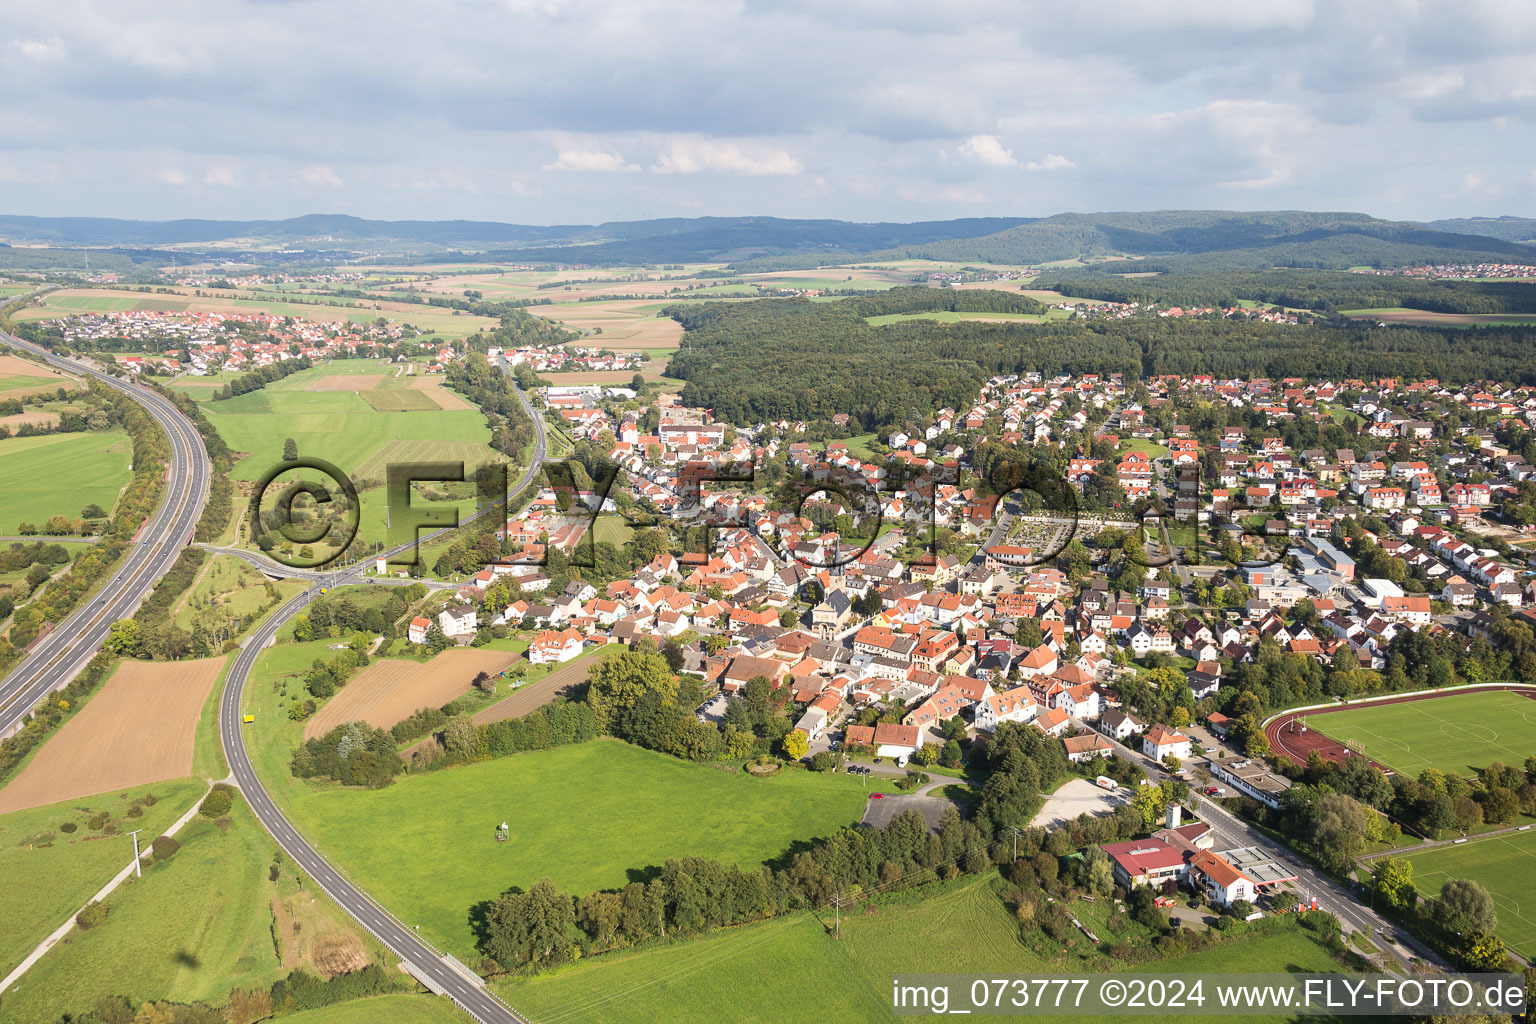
[
  {"left": 127, "top": 829, "right": 143, "bottom": 878},
  {"left": 829, "top": 891, "right": 845, "bottom": 940},
  {"left": 1008, "top": 825, "right": 1025, "bottom": 862}
]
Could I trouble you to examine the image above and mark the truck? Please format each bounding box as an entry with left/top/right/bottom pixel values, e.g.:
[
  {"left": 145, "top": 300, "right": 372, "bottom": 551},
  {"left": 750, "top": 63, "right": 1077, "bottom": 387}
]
[{"left": 1094, "top": 775, "right": 1118, "bottom": 791}]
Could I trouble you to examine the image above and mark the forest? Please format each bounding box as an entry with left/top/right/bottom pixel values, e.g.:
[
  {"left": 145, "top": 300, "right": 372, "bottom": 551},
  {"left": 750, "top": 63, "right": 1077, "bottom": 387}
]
[
  {"left": 662, "top": 295, "right": 1536, "bottom": 428},
  {"left": 1039, "top": 268, "right": 1536, "bottom": 314}
]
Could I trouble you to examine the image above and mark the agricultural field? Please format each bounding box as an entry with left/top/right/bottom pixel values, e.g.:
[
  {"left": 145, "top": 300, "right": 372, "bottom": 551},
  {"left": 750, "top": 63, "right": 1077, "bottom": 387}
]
[
  {"left": 1308, "top": 690, "right": 1536, "bottom": 778},
  {"left": 497, "top": 875, "right": 1345, "bottom": 1024},
  {"left": 1341, "top": 308, "right": 1536, "bottom": 328},
  {"left": 0, "top": 657, "right": 227, "bottom": 813},
  {"left": 0, "top": 429, "right": 133, "bottom": 534},
  {"left": 304, "top": 648, "right": 521, "bottom": 739},
  {"left": 0, "top": 797, "right": 393, "bottom": 1024},
  {"left": 863, "top": 310, "right": 1048, "bottom": 326},
  {"left": 1406, "top": 829, "right": 1536, "bottom": 959},
  {"left": 198, "top": 383, "right": 495, "bottom": 483},
  {"left": 0, "top": 355, "right": 80, "bottom": 397},
  {"left": 0, "top": 777, "right": 205, "bottom": 976}
]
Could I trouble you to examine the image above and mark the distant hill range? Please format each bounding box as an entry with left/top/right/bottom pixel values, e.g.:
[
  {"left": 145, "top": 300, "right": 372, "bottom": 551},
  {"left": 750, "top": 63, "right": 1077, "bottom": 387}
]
[{"left": 1, "top": 210, "right": 1534, "bottom": 270}]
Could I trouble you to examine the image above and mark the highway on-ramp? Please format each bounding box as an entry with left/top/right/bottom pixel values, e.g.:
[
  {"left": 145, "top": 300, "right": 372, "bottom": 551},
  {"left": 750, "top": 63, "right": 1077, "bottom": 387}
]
[
  {"left": 0, "top": 330, "right": 210, "bottom": 738},
  {"left": 220, "top": 587, "right": 527, "bottom": 1024},
  {"left": 215, "top": 361, "right": 548, "bottom": 1023}
]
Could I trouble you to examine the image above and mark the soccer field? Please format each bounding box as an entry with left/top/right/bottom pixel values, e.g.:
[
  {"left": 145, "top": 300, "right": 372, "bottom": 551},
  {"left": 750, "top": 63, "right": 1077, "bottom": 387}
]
[
  {"left": 1407, "top": 829, "right": 1536, "bottom": 959},
  {"left": 1310, "top": 690, "right": 1536, "bottom": 778}
]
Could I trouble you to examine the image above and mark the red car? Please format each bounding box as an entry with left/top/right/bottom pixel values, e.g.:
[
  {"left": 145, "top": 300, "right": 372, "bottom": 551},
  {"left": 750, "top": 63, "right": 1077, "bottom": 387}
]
[{"left": 868, "top": 793, "right": 884, "bottom": 799}]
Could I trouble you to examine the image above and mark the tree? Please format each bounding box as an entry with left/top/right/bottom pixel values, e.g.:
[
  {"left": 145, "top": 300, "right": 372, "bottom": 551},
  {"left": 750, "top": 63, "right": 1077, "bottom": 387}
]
[
  {"left": 473, "top": 670, "right": 495, "bottom": 696},
  {"left": 781, "top": 730, "right": 808, "bottom": 760},
  {"left": 282, "top": 437, "right": 298, "bottom": 462},
  {"left": 81, "top": 503, "right": 107, "bottom": 519},
  {"left": 1372, "top": 858, "right": 1417, "bottom": 912},
  {"left": 443, "top": 713, "right": 482, "bottom": 762},
  {"left": 585, "top": 642, "right": 676, "bottom": 730},
  {"left": 482, "top": 878, "right": 576, "bottom": 971},
  {"left": 1480, "top": 786, "right": 1519, "bottom": 824},
  {"left": 103, "top": 619, "right": 142, "bottom": 656},
  {"left": 1435, "top": 879, "right": 1497, "bottom": 937}
]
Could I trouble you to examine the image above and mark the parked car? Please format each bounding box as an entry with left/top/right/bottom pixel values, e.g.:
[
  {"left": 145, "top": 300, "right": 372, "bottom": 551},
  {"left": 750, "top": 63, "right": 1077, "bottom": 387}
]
[{"left": 868, "top": 793, "right": 884, "bottom": 799}]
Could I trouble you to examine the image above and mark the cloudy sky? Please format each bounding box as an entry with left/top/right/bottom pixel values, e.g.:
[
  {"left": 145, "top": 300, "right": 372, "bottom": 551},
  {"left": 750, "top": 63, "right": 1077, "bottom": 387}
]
[{"left": 2, "top": 0, "right": 1534, "bottom": 223}]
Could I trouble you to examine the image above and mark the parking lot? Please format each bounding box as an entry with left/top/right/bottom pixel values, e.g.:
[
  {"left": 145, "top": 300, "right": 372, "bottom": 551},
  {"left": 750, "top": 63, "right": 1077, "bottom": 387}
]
[{"left": 1029, "top": 777, "right": 1133, "bottom": 829}]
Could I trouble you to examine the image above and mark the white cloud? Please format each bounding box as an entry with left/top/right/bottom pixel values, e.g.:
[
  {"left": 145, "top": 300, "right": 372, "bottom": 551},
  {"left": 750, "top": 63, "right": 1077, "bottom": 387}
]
[
  {"left": 956, "top": 134, "right": 1017, "bottom": 168},
  {"left": 1216, "top": 167, "right": 1294, "bottom": 189},
  {"left": 296, "top": 163, "right": 342, "bottom": 188},
  {"left": 203, "top": 163, "right": 242, "bottom": 187},
  {"left": 10, "top": 36, "right": 67, "bottom": 63},
  {"left": 1023, "top": 153, "right": 1075, "bottom": 172},
  {"left": 651, "top": 138, "right": 802, "bottom": 176},
  {"left": 544, "top": 146, "right": 638, "bottom": 173}
]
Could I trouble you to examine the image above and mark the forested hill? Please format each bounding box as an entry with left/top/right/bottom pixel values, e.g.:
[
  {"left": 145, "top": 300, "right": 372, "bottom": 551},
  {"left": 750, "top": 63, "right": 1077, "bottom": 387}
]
[
  {"left": 4, "top": 210, "right": 1534, "bottom": 269},
  {"left": 662, "top": 294, "right": 1536, "bottom": 429},
  {"left": 865, "top": 211, "right": 1536, "bottom": 270},
  {"left": 0, "top": 214, "right": 1030, "bottom": 256}
]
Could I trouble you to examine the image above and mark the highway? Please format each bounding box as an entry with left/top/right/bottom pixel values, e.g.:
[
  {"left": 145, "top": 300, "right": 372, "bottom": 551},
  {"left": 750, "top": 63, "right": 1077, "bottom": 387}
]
[{"left": 0, "top": 331, "right": 210, "bottom": 739}]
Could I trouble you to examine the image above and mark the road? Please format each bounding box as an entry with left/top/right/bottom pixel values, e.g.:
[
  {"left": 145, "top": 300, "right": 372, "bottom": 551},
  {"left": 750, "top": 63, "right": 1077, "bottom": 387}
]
[
  {"left": 2, "top": 331, "right": 545, "bottom": 1022},
  {"left": 220, "top": 587, "right": 527, "bottom": 1024},
  {"left": 0, "top": 331, "right": 210, "bottom": 739},
  {"left": 1092, "top": 725, "right": 1443, "bottom": 971},
  {"left": 213, "top": 360, "right": 548, "bottom": 1024}
]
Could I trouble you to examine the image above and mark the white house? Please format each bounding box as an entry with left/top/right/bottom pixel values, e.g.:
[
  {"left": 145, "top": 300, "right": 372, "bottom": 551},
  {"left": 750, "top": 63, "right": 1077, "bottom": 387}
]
[
  {"left": 407, "top": 616, "right": 431, "bottom": 645},
  {"left": 1142, "top": 725, "right": 1192, "bottom": 761},
  {"left": 439, "top": 603, "right": 477, "bottom": 638},
  {"left": 1188, "top": 851, "right": 1256, "bottom": 907},
  {"left": 973, "top": 686, "right": 1038, "bottom": 732},
  {"left": 527, "top": 627, "right": 585, "bottom": 665}
]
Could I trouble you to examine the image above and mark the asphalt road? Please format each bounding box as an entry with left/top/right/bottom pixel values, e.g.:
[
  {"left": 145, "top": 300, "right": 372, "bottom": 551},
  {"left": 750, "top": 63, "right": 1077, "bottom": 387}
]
[
  {"left": 1095, "top": 726, "right": 1443, "bottom": 970},
  {"left": 214, "top": 360, "right": 549, "bottom": 1023},
  {"left": 0, "top": 332, "right": 210, "bottom": 738},
  {"left": 221, "top": 587, "right": 527, "bottom": 1024}
]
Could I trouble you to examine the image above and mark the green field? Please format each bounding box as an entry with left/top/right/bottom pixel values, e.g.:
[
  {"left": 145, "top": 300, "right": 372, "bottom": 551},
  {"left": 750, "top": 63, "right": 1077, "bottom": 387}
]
[
  {"left": 0, "top": 778, "right": 206, "bottom": 976},
  {"left": 1310, "top": 690, "right": 1536, "bottom": 778},
  {"left": 360, "top": 389, "right": 440, "bottom": 411},
  {"left": 863, "top": 310, "right": 1047, "bottom": 326},
  {"left": 0, "top": 430, "right": 134, "bottom": 533},
  {"left": 1118, "top": 438, "right": 1171, "bottom": 459},
  {"left": 277, "top": 740, "right": 870, "bottom": 958},
  {"left": 171, "top": 554, "right": 306, "bottom": 633},
  {"left": 497, "top": 875, "right": 1345, "bottom": 1024},
  {"left": 1, "top": 799, "right": 299, "bottom": 1023},
  {"left": 200, "top": 385, "right": 494, "bottom": 483},
  {"left": 0, "top": 374, "right": 65, "bottom": 395},
  {"left": 1406, "top": 829, "right": 1536, "bottom": 959},
  {"left": 240, "top": 638, "right": 873, "bottom": 961}
]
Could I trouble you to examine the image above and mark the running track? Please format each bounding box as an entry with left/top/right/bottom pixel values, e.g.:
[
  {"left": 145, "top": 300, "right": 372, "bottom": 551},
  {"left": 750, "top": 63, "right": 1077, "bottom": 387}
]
[{"left": 1264, "top": 684, "right": 1536, "bottom": 772}]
